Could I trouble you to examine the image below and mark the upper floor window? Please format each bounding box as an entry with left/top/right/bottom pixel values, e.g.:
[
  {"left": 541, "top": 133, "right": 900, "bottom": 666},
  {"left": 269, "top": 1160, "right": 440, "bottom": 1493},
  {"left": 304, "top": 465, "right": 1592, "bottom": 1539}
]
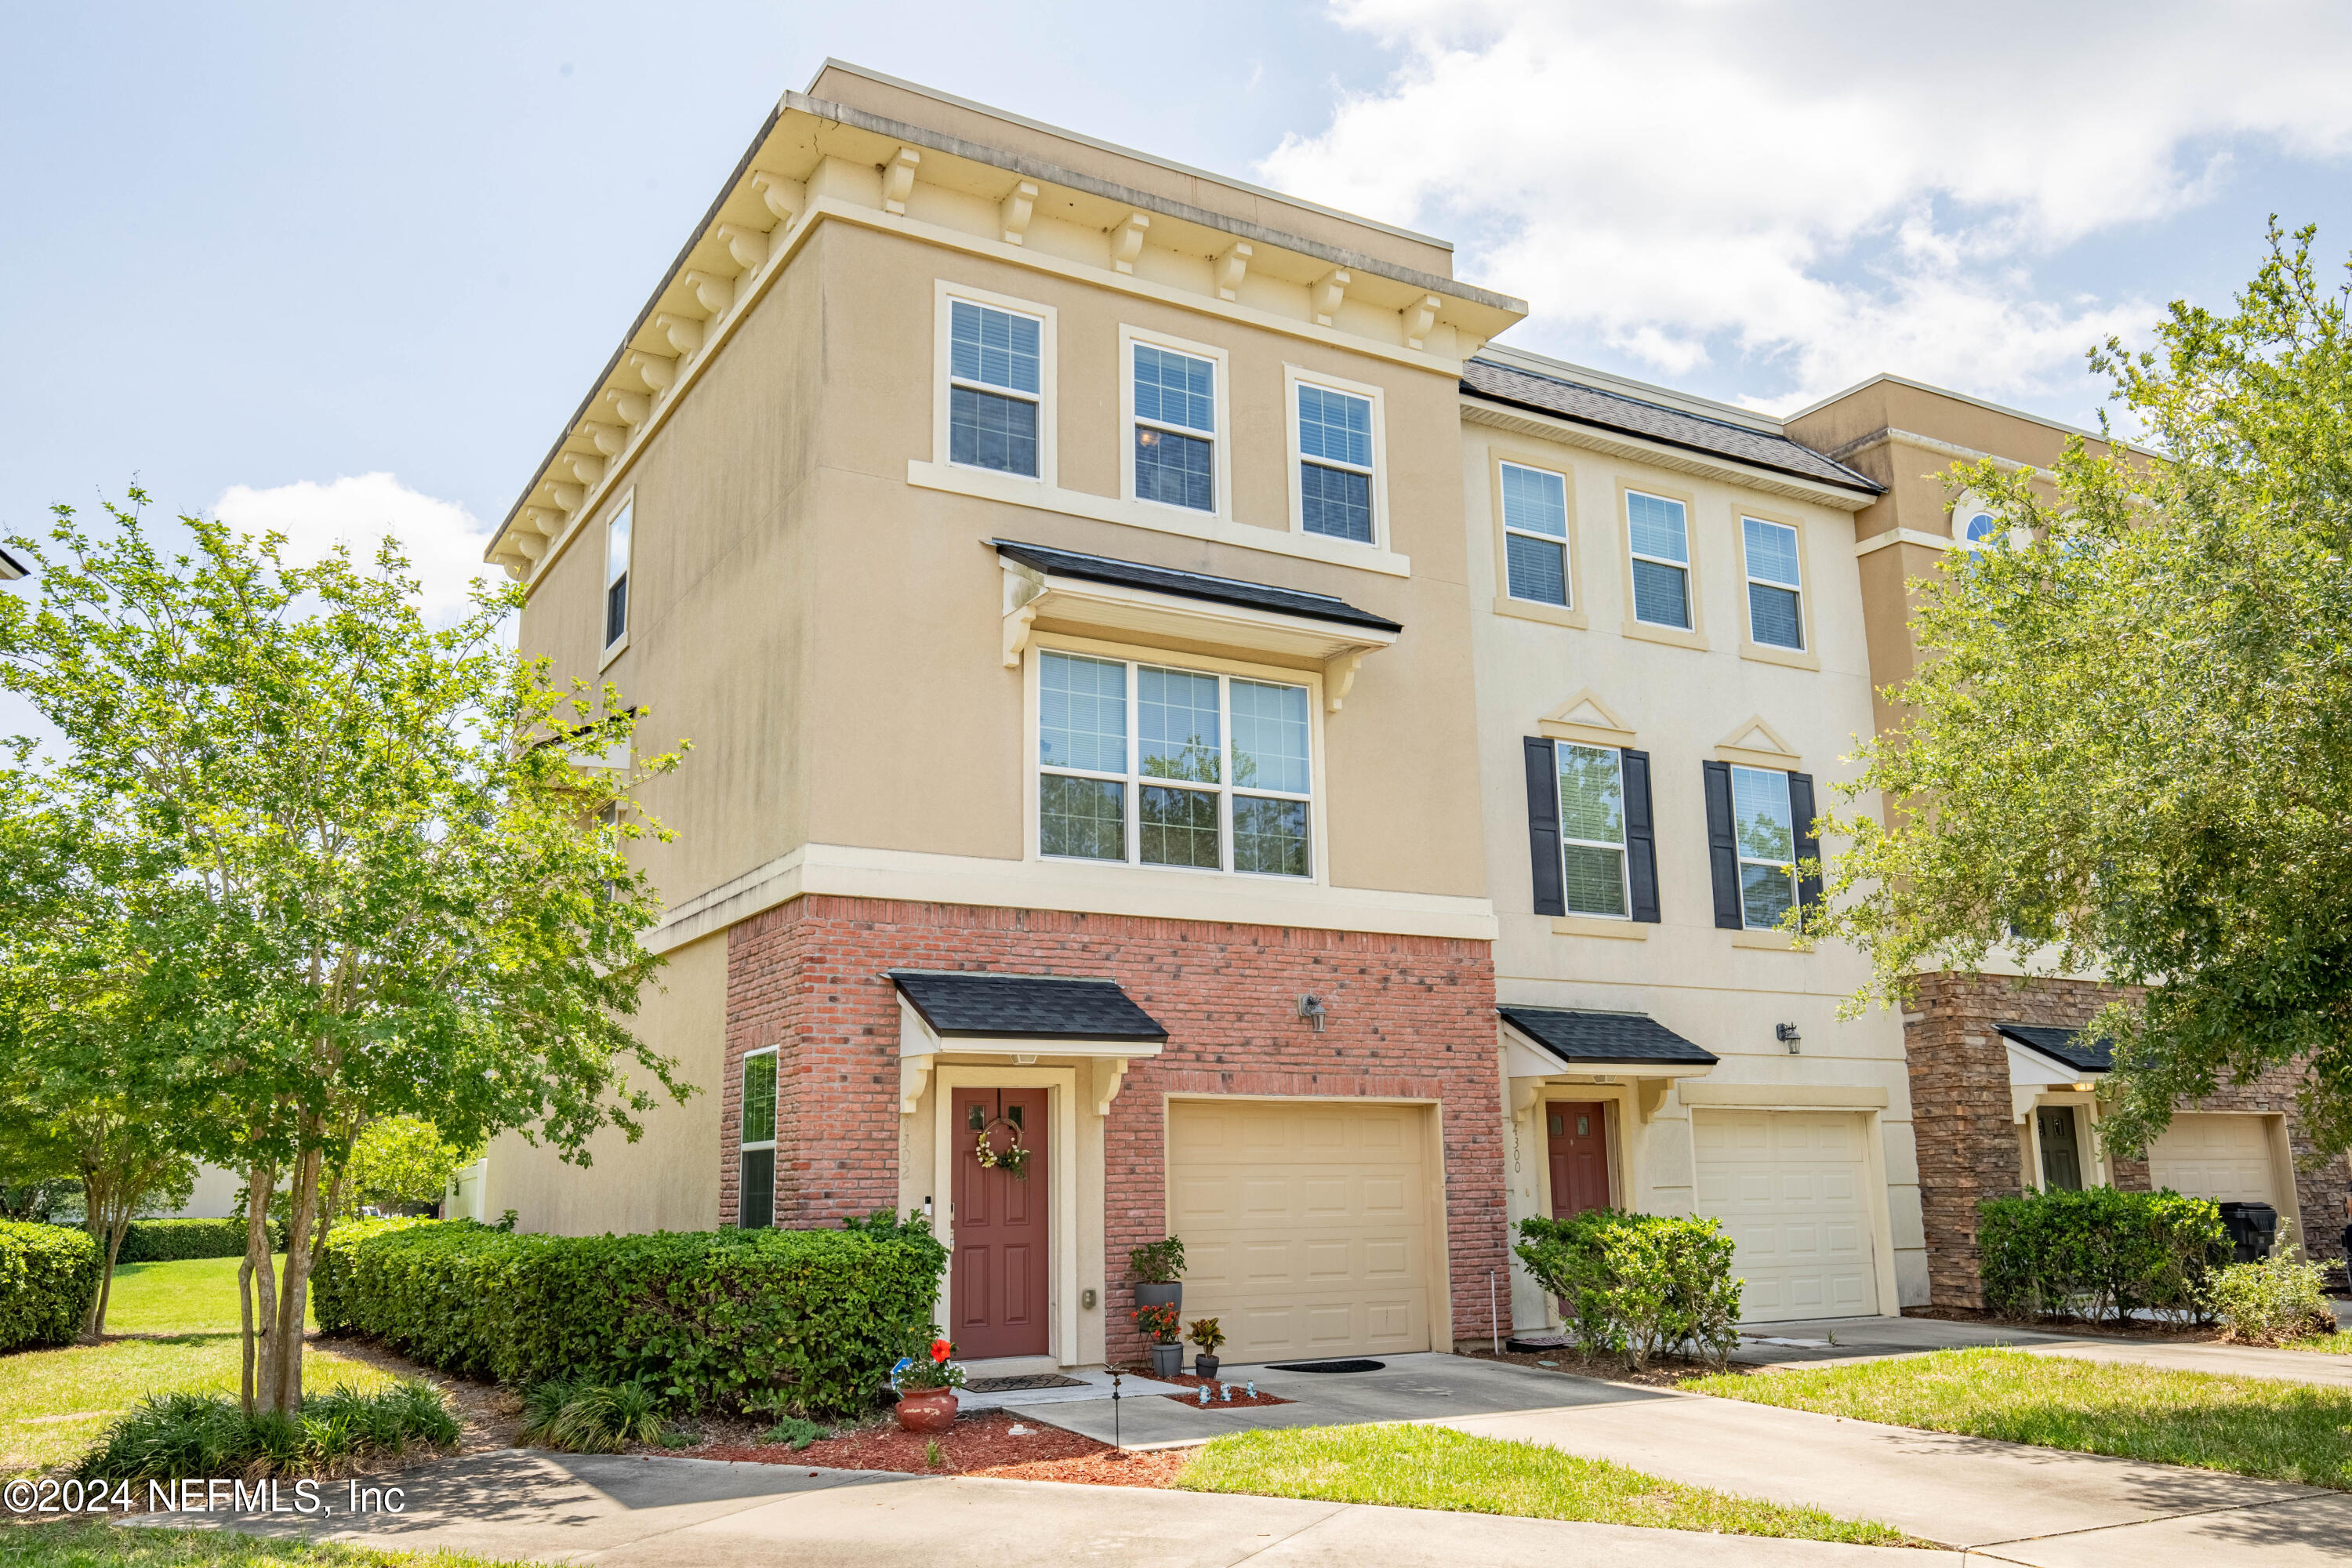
[
  {"left": 1730, "top": 764, "right": 1796, "bottom": 929},
  {"left": 1501, "top": 462, "right": 1570, "bottom": 606},
  {"left": 1038, "top": 648, "right": 1312, "bottom": 878},
  {"left": 1297, "top": 383, "right": 1376, "bottom": 543},
  {"left": 739, "top": 1047, "right": 778, "bottom": 1229},
  {"left": 948, "top": 299, "right": 1042, "bottom": 477},
  {"left": 1741, "top": 517, "right": 1804, "bottom": 650},
  {"left": 1626, "top": 491, "right": 1690, "bottom": 630},
  {"left": 604, "top": 499, "right": 633, "bottom": 652},
  {"left": 1131, "top": 342, "right": 1218, "bottom": 513},
  {"left": 1555, "top": 743, "right": 1628, "bottom": 917}
]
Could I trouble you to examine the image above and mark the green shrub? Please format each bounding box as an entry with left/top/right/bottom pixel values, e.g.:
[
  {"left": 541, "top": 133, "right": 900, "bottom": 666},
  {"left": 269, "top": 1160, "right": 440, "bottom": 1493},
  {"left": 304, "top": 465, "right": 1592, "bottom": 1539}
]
[
  {"left": 760, "top": 1415, "right": 829, "bottom": 1450},
  {"left": 314, "top": 1214, "right": 948, "bottom": 1417},
  {"left": 1515, "top": 1210, "right": 1741, "bottom": 1370},
  {"left": 2209, "top": 1225, "right": 2336, "bottom": 1345},
  {"left": 114, "top": 1217, "right": 287, "bottom": 1263},
  {"left": 519, "top": 1377, "right": 674, "bottom": 1453},
  {"left": 0, "top": 1220, "right": 100, "bottom": 1351},
  {"left": 1976, "top": 1187, "right": 2226, "bottom": 1325},
  {"left": 75, "top": 1381, "right": 457, "bottom": 1479}
]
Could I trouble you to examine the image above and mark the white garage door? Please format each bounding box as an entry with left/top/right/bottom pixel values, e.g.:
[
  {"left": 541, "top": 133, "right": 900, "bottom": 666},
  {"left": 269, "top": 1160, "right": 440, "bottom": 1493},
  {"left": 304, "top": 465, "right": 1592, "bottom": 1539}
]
[
  {"left": 1169, "top": 1099, "right": 1433, "bottom": 1363},
  {"left": 1694, "top": 1109, "right": 1880, "bottom": 1323},
  {"left": 2148, "top": 1115, "right": 2281, "bottom": 1207}
]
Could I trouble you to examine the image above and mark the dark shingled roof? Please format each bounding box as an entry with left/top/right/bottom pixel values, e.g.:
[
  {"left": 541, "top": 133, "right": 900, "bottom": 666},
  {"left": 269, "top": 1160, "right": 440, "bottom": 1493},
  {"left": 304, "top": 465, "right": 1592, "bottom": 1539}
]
[
  {"left": 993, "top": 539, "right": 1402, "bottom": 633},
  {"left": 891, "top": 971, "right": 1169, "bottom": 1042},
  {"left": 1500, "top": 1006, "right": 1719, "bottom": 1067},
  {"left": 1461, "top": 359, "right": 1883, "bottom": 495},
  {"left": 1996, "top": 1023, "right": 2114, "bottom": 1075}
]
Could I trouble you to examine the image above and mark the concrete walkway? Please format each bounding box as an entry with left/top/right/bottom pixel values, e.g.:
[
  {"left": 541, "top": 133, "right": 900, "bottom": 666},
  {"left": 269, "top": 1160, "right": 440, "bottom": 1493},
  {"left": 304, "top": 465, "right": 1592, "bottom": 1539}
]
[
  {"left": 172, "top": 1449, "right": 1922, "bottom": 1566},
  {"left": 1733, "top": 1312, "right": 2352, "bottom": 1390}
]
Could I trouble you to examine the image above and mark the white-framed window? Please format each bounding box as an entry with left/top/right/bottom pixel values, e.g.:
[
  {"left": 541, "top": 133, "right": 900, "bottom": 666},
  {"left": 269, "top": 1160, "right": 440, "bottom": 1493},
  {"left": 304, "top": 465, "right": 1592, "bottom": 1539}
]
[
  {"left": 1626, "top": 490, "right": 1691, "bottom": 629},
  {"left": 1122, "top": 328, "right": 1228, "bottom": 516},
  {"left": 1036, "top": 648, "right": 1314, "bottom": 877},
  {"left": 1730, "top": 764, "right": 1797, "bottom": 930},
  {"left": 603, "top": 499, "right": 633, "bottom": 652},
  {"left": 1501, "top": 461, "right": 1571, "bottom": 606},
  {"left": 1556, "top": 742, "right": 1628, "bottom": 917},
  {"left": 1952, "top": 489, "right": 2002, "bottom": 547},
  {"left": 1290, "top": 371, "right": 1381, "bottom": 545},
  {"left": 739, "top": 1046, "right": 778, "bottom": 1229},
  {"left": 1741, "top": 517, "right": 1804, "bottom": 650},
  {"left": 943, "top": 292, "right": 1046, "bottom": 479}
]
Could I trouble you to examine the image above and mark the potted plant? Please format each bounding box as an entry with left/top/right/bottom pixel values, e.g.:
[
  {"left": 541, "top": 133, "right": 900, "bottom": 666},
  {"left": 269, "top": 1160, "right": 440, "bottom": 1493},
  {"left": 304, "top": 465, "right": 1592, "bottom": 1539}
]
[
  {"left": 891, "top": 1336, "right": 966, "bottom": 1432},
  {"left": 1188, "top": 1316, "right": 1225, "bottom": 1382},
  {"left": 1134, "top": 1301, "right": 1184, "bottom": 1378},
  {"left": 1130, "top": 1236, "right": 1185, "bottom": 1315}
]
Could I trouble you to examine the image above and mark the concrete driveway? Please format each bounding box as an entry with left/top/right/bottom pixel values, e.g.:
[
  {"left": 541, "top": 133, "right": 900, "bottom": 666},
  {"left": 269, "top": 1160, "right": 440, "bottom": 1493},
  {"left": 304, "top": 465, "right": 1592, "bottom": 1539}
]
[{"left": 1734, "top": 1312, "right": 2352, "bottom": 1391}]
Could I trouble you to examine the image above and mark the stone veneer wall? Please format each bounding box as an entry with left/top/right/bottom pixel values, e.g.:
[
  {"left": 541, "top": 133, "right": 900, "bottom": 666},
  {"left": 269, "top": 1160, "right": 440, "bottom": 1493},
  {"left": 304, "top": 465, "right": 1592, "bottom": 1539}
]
[
  {"left": 1906, "top": 971, "right": 2348, "bottom": 1307},
  {"left": 721, "top": 894, "right": 1506, "bottom": 1362}
]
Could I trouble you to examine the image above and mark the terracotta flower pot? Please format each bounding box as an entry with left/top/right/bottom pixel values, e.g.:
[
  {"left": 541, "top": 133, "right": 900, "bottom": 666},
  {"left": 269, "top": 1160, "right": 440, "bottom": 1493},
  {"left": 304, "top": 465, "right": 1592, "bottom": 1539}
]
[{"left": 895, "top": 1388, "right": 959, "bottom": 1433}]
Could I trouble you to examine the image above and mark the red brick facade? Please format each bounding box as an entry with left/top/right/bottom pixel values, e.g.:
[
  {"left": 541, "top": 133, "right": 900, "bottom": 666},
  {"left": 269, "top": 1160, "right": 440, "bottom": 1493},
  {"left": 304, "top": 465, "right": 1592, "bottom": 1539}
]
[
  {"left": 1904, "top": 971, "right": 2348, "bottom": 1307},
  {"left": 720, "top": 894, "right": 1508, "bottom": 1361}
]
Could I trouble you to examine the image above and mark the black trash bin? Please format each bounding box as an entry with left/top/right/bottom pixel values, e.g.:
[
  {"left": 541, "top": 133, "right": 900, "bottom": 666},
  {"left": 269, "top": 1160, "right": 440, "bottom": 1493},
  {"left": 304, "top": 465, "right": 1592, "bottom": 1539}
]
[{"left": 2218, "top": 1200, "right": 2279, "bottom": 1264}]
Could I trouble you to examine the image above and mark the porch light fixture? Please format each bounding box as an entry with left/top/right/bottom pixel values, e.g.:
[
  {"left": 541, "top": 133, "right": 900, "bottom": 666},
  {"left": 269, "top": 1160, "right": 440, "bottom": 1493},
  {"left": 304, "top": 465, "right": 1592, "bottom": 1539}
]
[
  {"left": 1297, "top": 994, "right": 1328, "bottom": 1033},
  {"left": 1775, "top": 1022, "right": 1802, "bottom": 1054}
]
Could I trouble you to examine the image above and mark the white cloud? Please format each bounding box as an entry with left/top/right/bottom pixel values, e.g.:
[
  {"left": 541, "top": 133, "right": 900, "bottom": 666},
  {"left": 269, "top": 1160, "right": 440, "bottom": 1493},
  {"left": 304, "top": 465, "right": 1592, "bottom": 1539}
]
[
  {"left": 1260, "top": 1, "right": 2352, "bottom": 409},
  {"left": 212, "top": 473, "right": 499, "bottom": 623}
]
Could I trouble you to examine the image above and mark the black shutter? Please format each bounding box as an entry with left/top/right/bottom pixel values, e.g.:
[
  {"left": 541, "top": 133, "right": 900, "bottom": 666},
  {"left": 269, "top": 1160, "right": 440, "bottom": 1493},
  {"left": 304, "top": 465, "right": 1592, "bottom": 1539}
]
[
  {"left": 1788, "top": 771, "right": 1823, "bottom": 921},
  {"left": 1702, "top": 760, "right": 1741, "bottom": 929},
  {"left": 1523, "top": 737, "right": 1565, "bottom": 917},
  {"left": 1621, "top": 749, "right": 1660, "bottom": 924}
]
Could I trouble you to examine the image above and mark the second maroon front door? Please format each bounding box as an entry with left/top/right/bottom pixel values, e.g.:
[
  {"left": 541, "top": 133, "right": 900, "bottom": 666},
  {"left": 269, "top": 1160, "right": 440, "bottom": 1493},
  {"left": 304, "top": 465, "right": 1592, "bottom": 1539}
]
[
  {"left": 949, "top": 1087, "right": 1050, "bottom": 1359},
  {"left": 1546, "top": 1101, "right": 1612, "bottom": 1217}
]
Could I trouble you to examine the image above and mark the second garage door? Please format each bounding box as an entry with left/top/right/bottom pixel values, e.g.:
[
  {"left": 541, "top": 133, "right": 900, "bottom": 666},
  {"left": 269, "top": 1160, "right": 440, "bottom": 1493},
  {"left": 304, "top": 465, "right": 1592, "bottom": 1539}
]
[
  {"left": 1169, "top": 1099, "right": 1434, "bottom": 1363},
  {"left": 2148, "top": 1114, "right": 2282, "bottom": 1207},
  {"left": 1694, "top": 1109, "right": 1880, "bottom": 1323}
]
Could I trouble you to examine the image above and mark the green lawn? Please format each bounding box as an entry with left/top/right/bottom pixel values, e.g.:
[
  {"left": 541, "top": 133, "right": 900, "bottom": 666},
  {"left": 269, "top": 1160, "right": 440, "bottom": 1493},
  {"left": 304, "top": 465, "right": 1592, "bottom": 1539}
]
[
  {"left": 2283, "top": 1331, "right": 2352, "bottom": 1354},
  {"left": 1686, "top": 1347, "right": 2352, "bottom": 1488},
  {"left": 5, "top": 1258, "right": 387, "bottom": 1475},
  {"left": 1174, "top": 1423, "right": 1924, "bottom": 1546},
  {"left": 0, "top": 1522, "right": 523, "bottom": 1568}
]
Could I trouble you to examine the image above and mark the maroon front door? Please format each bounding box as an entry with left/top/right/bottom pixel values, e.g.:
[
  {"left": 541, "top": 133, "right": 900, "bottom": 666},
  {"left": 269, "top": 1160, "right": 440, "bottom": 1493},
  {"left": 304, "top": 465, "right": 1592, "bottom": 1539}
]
[
  {"left": 1546, "top": 1101, "right": 1612, "bottom": 1217},
  {"left": 949, "top": 1087, "right": 1050, "bottom": 1359}
]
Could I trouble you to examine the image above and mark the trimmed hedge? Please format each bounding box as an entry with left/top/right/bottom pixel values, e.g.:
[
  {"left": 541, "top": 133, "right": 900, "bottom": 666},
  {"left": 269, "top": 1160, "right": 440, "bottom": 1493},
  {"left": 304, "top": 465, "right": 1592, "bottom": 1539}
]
[
  {"left": 1, "top": 1220, "right": 100, "bottom": 1351},
  {"left": 1976, "top": 1186, "right": 2227, "bottom": 1325},
  {"left": 115, "top": 1217, "right": 284, "bottom": 1263},
  {"left": 1515, "top": 1209, "right": 1741, "bottom": 1370},
  {"left": 314, "top": 1217, "right": 949, "bottom": 1417}
]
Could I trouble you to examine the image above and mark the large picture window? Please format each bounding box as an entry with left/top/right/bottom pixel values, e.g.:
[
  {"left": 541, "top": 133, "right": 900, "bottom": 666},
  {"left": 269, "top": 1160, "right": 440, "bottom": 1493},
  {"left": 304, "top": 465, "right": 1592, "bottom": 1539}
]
[
  {"left": 739, "top": 1047, "right": 778, "bottom": 1229},
  {"left": 1730, "top": 764, "right": 1797, "bottom": 929},
  {"left": 1555, "top": 743, "right": 1628, "bottom": 917},
  {"left": 1038, "top": 648, "right": 1313, "bottom": 877},
  {"left": 1501, "top": 462, "right": 1570, "bottom": 606},
  {"left": 1627, "top": 490, "right": 1691, "bottom": 630},
  {"left": 948, "top": 299, "right": 1043, "bottom": 477}
]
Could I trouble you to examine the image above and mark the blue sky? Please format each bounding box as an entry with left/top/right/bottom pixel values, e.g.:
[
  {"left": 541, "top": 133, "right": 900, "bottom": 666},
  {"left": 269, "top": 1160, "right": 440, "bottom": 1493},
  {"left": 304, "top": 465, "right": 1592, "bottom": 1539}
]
[{"left": 4, "top": 1, "right": 2349, "bottom": 614}]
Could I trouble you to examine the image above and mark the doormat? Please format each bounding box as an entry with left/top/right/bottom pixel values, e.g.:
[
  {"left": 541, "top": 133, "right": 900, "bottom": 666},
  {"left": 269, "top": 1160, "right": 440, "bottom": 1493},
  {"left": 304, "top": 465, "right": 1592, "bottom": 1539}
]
[
  {"left": 1265, "top": 1359, "right": 1385, "bottom": 1374},
  {"left": 964, "top": 1374, "right": 1091, "bottom": 1393}
]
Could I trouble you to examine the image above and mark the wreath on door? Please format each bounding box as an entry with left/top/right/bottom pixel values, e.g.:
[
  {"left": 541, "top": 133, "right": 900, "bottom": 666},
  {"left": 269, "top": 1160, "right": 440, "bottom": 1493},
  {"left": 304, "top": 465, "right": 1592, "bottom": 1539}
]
[{"left": 972, "top": 1116, "right": 1033, "bottom": 1178}]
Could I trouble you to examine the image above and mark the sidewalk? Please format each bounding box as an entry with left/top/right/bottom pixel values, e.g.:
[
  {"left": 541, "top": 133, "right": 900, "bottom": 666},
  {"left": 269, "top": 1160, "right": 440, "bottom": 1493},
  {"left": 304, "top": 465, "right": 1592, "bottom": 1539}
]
[
  {"left": 175, "top": 1449, "right": 1922, "bottom": 1567},
  {"left": 1732, "top": 1313, "right": 2352, "bottom": 1391}
]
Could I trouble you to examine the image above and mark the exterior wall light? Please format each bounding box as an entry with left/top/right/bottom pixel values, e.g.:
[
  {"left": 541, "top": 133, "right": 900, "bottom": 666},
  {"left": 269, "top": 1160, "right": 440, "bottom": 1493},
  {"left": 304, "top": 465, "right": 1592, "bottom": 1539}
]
[
  {"left": 1297, "top": 995, "right": 1328, "bottom": 1032},
  {"left": 1775, "top": 1023, "right": 1802, "bottom": 1054}
]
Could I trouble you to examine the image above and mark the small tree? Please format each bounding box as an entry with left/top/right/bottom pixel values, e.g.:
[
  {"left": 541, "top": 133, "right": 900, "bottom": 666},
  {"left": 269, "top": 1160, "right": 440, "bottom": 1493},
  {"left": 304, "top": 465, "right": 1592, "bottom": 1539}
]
[
  {"left": 0, "top": 492, "right": 692, "bottom": 1411},
  {"left": 345, "top": 1117, "right": 477, "bottom": 1216}
]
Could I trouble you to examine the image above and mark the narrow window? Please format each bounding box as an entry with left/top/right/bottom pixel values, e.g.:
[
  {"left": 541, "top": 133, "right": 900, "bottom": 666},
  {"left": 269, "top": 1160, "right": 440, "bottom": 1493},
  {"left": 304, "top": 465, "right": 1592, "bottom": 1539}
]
[
  {"left": 1038, "top": 651, "right": 1128, "bottom": 862},
  {"left": 1729, "top": 764, "right": 1796, "bottom": 929},
  {"left": 1626, "top": 492, "right": 1690, "bottom": 630},
  {"left": 1555, "top": 743, "right": 1628, "bottom": 917},
  {"left": 1230, "top": 679, "right": 1312, "bottom": 877},
  {"left": 604, "top": 501, "right": 632, "bottom": 650},
  {"left": 739, "top": 1049, "right": 778, "bottom": 1229},
  {"left": 1131, "top": 343, "right": 1216, "bottom": 513},
  {"left": 1501, "top": 462, "right": 1570, "bottom": 606},
  {"left": 1743, "top": 517, "right": 1804, "bottom": 649},
  {"left": 1138, "top": 664, "right": 1221, "bottom": 867},
  {"left": 1298, "top": 384, "right": 1375, "bottom": 543},
  {"left": 948, "top": 299, "right": 1042, "bottom": 477}
]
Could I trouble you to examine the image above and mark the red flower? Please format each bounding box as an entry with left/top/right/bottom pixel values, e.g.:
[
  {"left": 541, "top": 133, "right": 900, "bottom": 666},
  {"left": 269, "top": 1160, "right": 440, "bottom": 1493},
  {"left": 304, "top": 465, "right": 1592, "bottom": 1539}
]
[{"left": 930, "top": 1338, "right": 952, "bottom": 1363}]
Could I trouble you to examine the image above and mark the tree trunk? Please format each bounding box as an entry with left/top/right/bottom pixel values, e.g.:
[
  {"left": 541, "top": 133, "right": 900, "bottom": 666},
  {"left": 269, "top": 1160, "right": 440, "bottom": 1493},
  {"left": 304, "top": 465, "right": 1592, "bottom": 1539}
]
[
  {"left": 92, "top": 1216, "right": 130, "bottom": 1337},
  {"left": 266, "top": 1143, "right": 325, "bottom": 1414},
  {"left": 240, "top": 1160, "right": 277, "bottom": 1417}
]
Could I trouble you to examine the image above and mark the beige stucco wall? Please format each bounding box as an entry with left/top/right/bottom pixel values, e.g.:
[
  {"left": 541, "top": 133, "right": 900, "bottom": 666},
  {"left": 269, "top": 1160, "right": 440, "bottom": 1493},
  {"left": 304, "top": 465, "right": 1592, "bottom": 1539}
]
[
  {"left": 481, "top": 931, "right": 728, "bottom": 1235},
  {"left": 1457, "top": 419, "right": 1927, "bottom": 1320}
]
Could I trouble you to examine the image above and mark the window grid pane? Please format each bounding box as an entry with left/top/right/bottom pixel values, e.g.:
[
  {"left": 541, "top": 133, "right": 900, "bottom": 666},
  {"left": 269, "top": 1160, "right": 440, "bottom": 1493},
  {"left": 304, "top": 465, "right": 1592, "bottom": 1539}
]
[
  {"left": 1133, "top": 344, "right": 1215, "bottom": 432},
  {"left": 1040, "top": 652, "right": 1126, "bottom": 773},
  {"left": 1233, "top": 796, "right": 1310, "bottom": 877},
  {"left": 1040, "top": 775, "right": 1125, "bottom": 860},
  {"left": 1631, "top": 558, "right": 1690, "bottom": 628},
  {"left": 1743, "top": 517, "right": 1801, "bottom": 586},
  {"left": 1749, "top": 583, "right": 1803, "bottom": 649},
  {"left": 1740, "top": 863, "right": 1795, "bottom": 930},
  {"left": 1628, "top": 492, "right": 1688, "bottom": 564},
  {"left": 1301, "top": 463, "right": 1373, "bottom": 542},
  {"left": 1140, "top": 784, "right": 1219, "bottom": 868},
  {"left": 949, "top": 299, "right": 1040, "bottom": 394},
  {"left": 949, "top": 386, "right": 1040, "bottom": 477},
  {"left": 1557, "top": 744, "right": 1628, "bottom": 918},
  {"left": 1505, "top": 533, "right": 1566, "bottom": 605},
  {"left": 739, "top": 1149, "right": 775, "bottom": 1229},
  {"left": 1563, "top": 844, "right": 1629, "bottom": 918},
  {"left": 1135, "top": 427, "right": 1214, "bottom": 511},
  {"left": 1501, "top": 463, "right": 1567, "bottom": 538},
  {"left": 1730, "top": 765, "right": 1797, "bottom": 929},
  {"left": 1298, "top": 385, "right": 1372, "bottom": 468},
  {"left": 1230, "top": 680, "right": 1311, "bottom": 795},
  {"left": 606, "top": 506, "right": 632, "bottom": 586},
  {"left": 1140, "top": 666, "right": 1220, "bottom": 782},
  {"left": 741, "top": 1052, "right": 777, "bottom": 1146}
]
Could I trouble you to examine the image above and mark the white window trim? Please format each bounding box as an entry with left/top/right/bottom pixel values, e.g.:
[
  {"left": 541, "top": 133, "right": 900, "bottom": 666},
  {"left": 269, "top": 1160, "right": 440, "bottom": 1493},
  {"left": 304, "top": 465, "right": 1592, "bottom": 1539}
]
[
  {"left": 739, "top": 1044, "right": 779, "bottom": 1228},
  {"left": 1500, "top": 459, "right": 1573, "bottom": 608},
  {"left": 933, "top": 280, "right": 1058, "bottom": 488},
  {"left": 1555, "top": 741, "right": 1631, "bottom": 920},
  {"left": 1283, "top": 364, "right": 1388, "bottom": 550},
  {"left": 597, "top": 489, "right": 636, "bottom": 672},
  {"left": 1728, "top": 764, "right": 1798, "bottom": 931},
  {"left": 1024, "top": 633, "right": 1328, "bottom": 887},
  {"left": 1625, "top": 488, "right": 1693, "bottom": 631},
  {"left": 1738, "top": 514, "right": 1806, "bottom": 652},
  {"left": 1119, "top": 325, "right": 1231, "bottom": 522}
]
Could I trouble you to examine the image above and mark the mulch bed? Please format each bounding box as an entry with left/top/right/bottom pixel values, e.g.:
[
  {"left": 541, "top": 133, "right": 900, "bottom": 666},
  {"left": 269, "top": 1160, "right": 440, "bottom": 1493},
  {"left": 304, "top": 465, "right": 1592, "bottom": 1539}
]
[
  {"left": 1156, "top": 1374, "right": 1292, "bottom": 1408},
  {"left": 1458, "top": 1344, "right": 1736, "bottom": 1388},
  {"left": 1902, "top": 1305, "right": 2224, "bottom": 1342},
  {"left": 686, "top": 1408, "right": 1152, "bottom": 1478}
]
